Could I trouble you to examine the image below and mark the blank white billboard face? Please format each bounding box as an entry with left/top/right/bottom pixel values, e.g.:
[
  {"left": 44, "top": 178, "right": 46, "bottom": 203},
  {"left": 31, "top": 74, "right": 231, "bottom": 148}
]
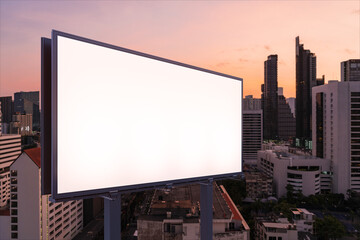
[{"left": 54, "top": 32, "right": 242, "bottom": 197}]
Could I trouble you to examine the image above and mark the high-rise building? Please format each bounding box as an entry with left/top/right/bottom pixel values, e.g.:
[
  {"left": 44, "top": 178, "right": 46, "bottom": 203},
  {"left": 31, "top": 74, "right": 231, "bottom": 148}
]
[
  {"left": 0, "top": 97, "right": 13, "bottom": 125},
  {"left": 14, "top": 92, "right": 40, "bottom": 131},
  {"left": 312, "top": 80, "right": 360, "bottom": 194},
  {"left": 295, "top": 37, "right": 323, "bottom": 141},
  {"left": 9, "top": 148, "right": 83, "bottom": 239},
  {"left": 243, "top": 110, "right": 263, "bottom": 166},
  {"left": 243, "top": 95, "right": 262, "bottom": 111},
  {"left": 263, "top": 55, "right": 278, "bottom": 140},
  {"left": 341, "top": 59, "right": 360, "bottom": 82},
  {"left": 278, "top": 88, "right": 296, "bottom": 141},
  {"left": 10, "top": 114, "right": 33, "bottom": 136},
  {"left": 0, "top": 133, "right": 21, "bottom": 207}
]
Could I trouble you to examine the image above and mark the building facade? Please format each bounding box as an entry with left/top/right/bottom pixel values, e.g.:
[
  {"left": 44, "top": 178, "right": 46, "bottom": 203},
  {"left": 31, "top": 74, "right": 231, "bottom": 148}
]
[
  {"left": 9, "top": 148, "right": 83, "bottom": 239},
  {"left": 243, "top": 110, "right": 263, "bottom": 166},
  {"left": 296, "top": 36, "right": 322, "bottom": 141},
  {"left": 312, "top": 80, "right": 360, "bottom": 194},
  {"left": 0, "top": 96, "right": 13, "bottom": 125},
  {"left": 0, "top": 127, "right": 21, "bottom": 207},
  {"left": 257, "top": 149, "right": 331, "bottom": 197},
  {"left": 341, "top": 59, "right": 360, "bottom": 82},
  {"left": 263, "top": 55, "right": 278, "bottom": 140},
  {"left": 14, "top": 91, "right": 40, "bottom": 131}
]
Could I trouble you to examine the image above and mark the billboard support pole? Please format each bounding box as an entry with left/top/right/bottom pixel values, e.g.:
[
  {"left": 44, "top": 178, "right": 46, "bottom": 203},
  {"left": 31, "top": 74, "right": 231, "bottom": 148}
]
[
  {"left": 200, "top": 179, "right": 213, "bottom": 240},
  {"left": 104, "top": 193, "right": 121, "bottom": 240}
]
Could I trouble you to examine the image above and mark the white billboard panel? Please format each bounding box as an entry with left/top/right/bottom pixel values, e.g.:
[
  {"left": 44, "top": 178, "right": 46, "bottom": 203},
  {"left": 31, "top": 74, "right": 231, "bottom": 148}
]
[{"left": 52, "top": 31, "right": 242, "bottom": 199}]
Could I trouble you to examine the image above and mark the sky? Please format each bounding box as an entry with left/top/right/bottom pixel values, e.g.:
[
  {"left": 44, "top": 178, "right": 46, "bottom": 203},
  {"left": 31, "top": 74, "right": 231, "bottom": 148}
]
[{"left": 0, "top": 1, "right": 359, "bottom": 99}]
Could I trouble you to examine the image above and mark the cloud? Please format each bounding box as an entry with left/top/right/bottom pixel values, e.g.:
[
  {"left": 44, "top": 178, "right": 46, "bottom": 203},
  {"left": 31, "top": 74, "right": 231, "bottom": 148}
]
[
  {"left": 345, "top": 48, "right": 355, "bottom": 54},
  {"left": 264, "top": 45, "right": 271, "bottom": 51},
  {"left": 238, "top": 58, "right": 248, "bottom": 63},
  {"left": 352, "top": 9, "right": 360, "bottom": 14},
  {"left": 279, "top": 60, "right": 286, "bottom": 65},
  {"left": 215, "top": 61, "right": 230, "bottom": 67}
]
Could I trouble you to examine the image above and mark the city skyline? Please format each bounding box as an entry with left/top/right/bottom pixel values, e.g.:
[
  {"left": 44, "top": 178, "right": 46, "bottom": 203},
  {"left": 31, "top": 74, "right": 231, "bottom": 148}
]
[{"left": 1, "top": 1, "right": 359, "bottom": 99}]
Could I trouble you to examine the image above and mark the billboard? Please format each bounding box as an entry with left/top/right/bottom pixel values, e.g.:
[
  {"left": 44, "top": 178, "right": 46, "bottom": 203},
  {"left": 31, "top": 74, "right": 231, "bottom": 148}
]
[{"left": 50, "top": 30, "right": 242, "bottom": 200}]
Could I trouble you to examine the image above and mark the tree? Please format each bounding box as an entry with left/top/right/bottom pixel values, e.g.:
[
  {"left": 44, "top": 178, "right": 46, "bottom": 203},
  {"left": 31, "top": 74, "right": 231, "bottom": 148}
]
[{"left": 314, "top": 215, "right": 346, "bottom": 240}]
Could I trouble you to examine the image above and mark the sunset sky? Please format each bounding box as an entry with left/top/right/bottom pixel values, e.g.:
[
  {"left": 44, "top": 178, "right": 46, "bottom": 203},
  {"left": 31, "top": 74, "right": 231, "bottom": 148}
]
[{"left": 0, "top": 1, "right": 359, "bottom": 99}]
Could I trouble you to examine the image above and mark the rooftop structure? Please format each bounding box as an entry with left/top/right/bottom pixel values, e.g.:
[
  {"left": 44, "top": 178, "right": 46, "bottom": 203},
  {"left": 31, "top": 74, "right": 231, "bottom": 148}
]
[{"left": 137, "top": 183, "right": 250, "bottom": 240}]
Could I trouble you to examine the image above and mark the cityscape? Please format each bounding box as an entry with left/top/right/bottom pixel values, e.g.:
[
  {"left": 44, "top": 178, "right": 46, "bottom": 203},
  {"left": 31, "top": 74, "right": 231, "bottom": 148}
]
[{"left": 1, "top": 1, "right": 359, "bottom": 240}]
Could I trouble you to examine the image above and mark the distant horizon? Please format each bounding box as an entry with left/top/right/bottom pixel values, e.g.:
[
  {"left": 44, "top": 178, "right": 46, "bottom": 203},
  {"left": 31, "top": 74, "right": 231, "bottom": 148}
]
[{"left": 1, "top": 1, "right": 359, "bottom": 98}]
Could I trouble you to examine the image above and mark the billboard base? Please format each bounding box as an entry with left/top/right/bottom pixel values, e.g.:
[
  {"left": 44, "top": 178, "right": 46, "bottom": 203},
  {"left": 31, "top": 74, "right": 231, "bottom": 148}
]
[
  {"left": 200, "top": 179, "right": 213, "bottom": 240},
  {"left": 103, "top": 193, "right": 121, "bottom": 240}
]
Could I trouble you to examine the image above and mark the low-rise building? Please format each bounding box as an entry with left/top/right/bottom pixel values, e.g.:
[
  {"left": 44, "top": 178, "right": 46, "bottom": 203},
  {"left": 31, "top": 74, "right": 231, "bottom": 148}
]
[
  {"left": 291, "top": 208, "right": 315, "bottom": 234},
  {"left": 257, "top": 149, "right": 332, "bottom": 197},
  {"left": 137, "top": 183, "right": 250, "bottom": 240},
  {"left": 255, "top": 217, "right": 297, "bottom": 240}
]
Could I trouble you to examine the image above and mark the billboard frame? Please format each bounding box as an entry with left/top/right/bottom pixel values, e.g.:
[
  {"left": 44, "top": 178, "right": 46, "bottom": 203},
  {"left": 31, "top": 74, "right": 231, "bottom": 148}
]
[{"left": 50, "top": 30, "right": 243, "bottom": 201}]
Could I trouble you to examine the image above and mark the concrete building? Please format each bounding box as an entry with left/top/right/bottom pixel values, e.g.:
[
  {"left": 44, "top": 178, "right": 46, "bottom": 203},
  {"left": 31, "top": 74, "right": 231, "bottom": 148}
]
[
  {"left": 278, "top": 88, "right": 296, "bottom": 141},
  {"left": 290, "top": 208, "right": 315, "bottom": 234},
  {"left": 244, "top": 172, "right": 272, "bottom": 200},
  {"left": 257, "top": 149, "right": 331, "bottom": 197},
  {"left": 10, "top": 113, "right": 33, "bottom": 136},
  {"left": 312, "top": 80, "right": 360, "bottom": 194},
  {"left": 263, "top": 55, "right": 278, "bottom": 140},
  {"left": 243, "top": 110, "right": 263, "bottom": 166},
  {"left": 0, "top": 115, "right": 21, "bottom": 207},
  {"left": 137, "top": 183, "right": 250, "bottom": 240},
  {"left": 9, "top": 148, "right": 83, "bottom": 239},
  {"left": 296, "top": 36, "right": 323, "bottom": 142},
  {"left": 14, "top": 91, "right": 40, "bottom": 131},
  {"left": 341, "top": 59, "right": 360, "bottom": 82},
  {"left": 255, "top": 217, "right": 297, "bottom": 240},
  {"left": 243, "top": 95, "right": 262, "bottom": 111}
]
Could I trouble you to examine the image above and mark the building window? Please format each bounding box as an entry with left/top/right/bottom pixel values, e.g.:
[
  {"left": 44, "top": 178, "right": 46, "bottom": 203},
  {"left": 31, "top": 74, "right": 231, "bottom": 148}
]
[
  {"left": 11, "top": 217, "right": 17, "bottom": 223},
  {"left": 11, "top": 225, "right": 18, "bottom": 231},
  {"left": 10, "top": 170, "right": 17, "bottom": 177},
  {"left": 11, "top": 233, "right": 18, "bottom": 239}
]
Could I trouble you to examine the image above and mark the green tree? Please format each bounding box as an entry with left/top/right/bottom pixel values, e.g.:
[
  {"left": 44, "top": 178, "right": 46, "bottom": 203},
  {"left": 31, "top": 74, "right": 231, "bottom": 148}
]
[
  {"left": 314, "top": 215, "right": 346, "bottom": 240},
  {"left": 273, "top": 201, "right": 296, "bottom": 221}
]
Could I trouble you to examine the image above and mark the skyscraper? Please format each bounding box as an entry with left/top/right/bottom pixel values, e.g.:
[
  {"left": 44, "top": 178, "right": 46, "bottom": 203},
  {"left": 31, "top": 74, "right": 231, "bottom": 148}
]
[
  {"left": 278, "top": 88, "right": 296, "bottom": 141},
  {"left": 14, "top": 92, "right": 39, "bottom": 131},
  {"left": 341, "top": 59, "right": 360, "bottom": 82},
  {"left": 263, "top": 54, "right": 278, "bottom": 140},
  {"left": 0, "top": 96, "right": 13, "bottom": 125},
  {"left": 243, "top": 110, "right": 263, "bottom": 166},
  {"left": 295, "top": 36, "right": 322, "bottom": 141},
  {"left": 312, "top": 80, "right": 360, "bottom": 194}
]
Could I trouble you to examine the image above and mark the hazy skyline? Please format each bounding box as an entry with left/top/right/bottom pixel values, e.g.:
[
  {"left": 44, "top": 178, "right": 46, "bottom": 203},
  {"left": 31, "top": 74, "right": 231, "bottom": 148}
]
[{"left": 1, "top": 1, "right": 359, "bottom": 99}]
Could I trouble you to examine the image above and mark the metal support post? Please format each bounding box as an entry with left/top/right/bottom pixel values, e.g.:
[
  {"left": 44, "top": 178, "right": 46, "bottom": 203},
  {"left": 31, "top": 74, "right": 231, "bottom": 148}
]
[
  {"left": 200, "top": 179, "right": 213, "bottom": 240},
  {"left": 104, "top": 193, "right": 121, "bottom": 240}
]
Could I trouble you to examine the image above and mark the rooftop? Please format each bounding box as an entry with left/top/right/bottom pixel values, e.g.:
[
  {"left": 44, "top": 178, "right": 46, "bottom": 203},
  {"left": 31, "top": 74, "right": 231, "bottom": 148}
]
[
  {"left": 24, "top": 147, "right": 41, "bottom": 168},
  {"left": 140, "top": 182, "right": 248, "bottom": 225}
]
